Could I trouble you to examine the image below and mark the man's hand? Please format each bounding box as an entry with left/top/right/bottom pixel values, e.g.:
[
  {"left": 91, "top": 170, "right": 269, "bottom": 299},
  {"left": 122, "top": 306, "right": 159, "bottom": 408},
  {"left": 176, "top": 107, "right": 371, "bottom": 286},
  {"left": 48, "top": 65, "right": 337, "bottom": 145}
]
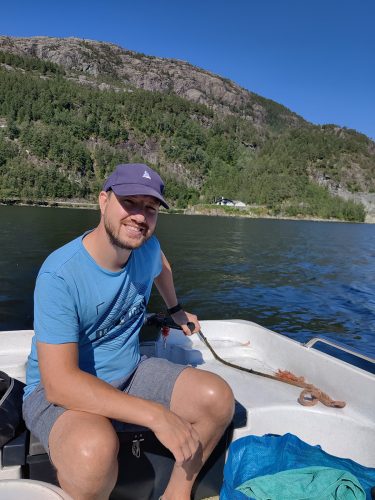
[
  {"left": 171, "top": 310, "right": 200, "bottom": 336},
  {"left": 151, "top": 407, "right": 200, "bottom": 466}
]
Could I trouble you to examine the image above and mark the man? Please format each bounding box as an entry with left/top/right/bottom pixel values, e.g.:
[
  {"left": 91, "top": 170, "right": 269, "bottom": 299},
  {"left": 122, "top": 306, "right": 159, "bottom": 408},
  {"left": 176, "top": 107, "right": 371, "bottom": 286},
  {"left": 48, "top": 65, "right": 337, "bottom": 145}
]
[{"left": 23, "top": 163, "right": 234, "bottom": 500}]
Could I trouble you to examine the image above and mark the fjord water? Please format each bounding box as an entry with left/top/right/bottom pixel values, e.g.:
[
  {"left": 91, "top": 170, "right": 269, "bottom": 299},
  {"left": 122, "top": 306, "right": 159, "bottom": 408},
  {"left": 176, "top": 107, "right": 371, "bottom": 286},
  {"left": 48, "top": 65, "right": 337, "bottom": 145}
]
[{"left": 1, "top": 205, "right": 374, "bottom": 357}]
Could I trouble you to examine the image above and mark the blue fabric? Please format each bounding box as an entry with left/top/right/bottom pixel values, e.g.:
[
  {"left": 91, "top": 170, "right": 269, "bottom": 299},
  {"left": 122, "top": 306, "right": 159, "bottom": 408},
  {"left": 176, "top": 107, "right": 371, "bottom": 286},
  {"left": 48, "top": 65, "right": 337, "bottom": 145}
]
[
  {"left": 24, "top": 232, "right": 162, "bottom": 399},
  {"left": 236, "top": 466, "right": 365, "bottom": 499},
  {"left": 220, "top": 434, "right": 375, "bottom": 500}
]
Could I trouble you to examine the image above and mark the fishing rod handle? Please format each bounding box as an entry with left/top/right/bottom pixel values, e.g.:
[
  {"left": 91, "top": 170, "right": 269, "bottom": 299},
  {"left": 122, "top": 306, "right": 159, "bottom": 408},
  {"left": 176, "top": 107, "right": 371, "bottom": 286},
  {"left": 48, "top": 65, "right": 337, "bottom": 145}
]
[{"left": 187, "top": 322, "right": 195, "bottom": 333}]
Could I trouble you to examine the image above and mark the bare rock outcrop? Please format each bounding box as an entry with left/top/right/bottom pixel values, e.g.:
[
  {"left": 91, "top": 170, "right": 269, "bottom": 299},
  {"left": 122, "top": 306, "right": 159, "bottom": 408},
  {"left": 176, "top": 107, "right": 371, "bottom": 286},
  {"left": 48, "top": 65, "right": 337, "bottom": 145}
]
[{"left": 0, "top": 36, "right": 303, "bottom": 129}]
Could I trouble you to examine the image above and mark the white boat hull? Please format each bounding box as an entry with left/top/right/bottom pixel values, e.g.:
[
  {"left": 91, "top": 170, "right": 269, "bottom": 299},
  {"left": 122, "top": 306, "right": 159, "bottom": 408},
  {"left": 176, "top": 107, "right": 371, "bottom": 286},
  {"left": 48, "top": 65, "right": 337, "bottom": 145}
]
[{"left": 0, "top": 318, "right": 374, "bottom": 482}]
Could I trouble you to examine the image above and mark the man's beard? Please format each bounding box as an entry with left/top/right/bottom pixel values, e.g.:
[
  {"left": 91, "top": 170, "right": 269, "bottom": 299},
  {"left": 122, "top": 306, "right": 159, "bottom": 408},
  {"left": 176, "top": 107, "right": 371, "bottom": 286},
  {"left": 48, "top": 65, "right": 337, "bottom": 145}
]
[{"left": 104, "top": 216, "right": 149, "bottom": 250}]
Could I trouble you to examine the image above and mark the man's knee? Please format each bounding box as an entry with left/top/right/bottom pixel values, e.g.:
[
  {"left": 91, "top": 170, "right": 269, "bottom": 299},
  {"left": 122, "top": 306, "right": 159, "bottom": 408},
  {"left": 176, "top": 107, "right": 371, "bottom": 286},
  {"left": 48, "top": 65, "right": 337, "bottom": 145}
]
[
  {"left": 173, "top": 368, "right": 235, "bottom": 426},
  {"left": 76, "top": 425, "right": 120, "bottom": 470},
  {"left": 201, "top": 373, "right": 235, "bottom": 424},
  {"left": 49, "top": 414, "right": 119, "bottom": 498},
  {"left": 50, "top": 412, "right": 119, "bottom": 474}
]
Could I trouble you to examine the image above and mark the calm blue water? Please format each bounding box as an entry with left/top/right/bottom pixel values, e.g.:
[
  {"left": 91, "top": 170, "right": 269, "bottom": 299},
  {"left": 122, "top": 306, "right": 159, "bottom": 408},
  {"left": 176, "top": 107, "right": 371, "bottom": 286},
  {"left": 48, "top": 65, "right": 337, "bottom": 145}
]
[{"left": 1, "top": 206, "right": 374, "bottom": 358}]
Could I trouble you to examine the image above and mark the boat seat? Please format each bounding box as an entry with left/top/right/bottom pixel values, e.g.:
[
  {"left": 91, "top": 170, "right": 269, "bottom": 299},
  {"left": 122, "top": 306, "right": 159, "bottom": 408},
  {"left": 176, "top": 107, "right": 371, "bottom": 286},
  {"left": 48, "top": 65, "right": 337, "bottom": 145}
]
[
  {"left": 29, "top": 432, "right": 46, "bottom": 456},
  {"left": 2, "top": 399, "right": 247, "bottom": 500}
]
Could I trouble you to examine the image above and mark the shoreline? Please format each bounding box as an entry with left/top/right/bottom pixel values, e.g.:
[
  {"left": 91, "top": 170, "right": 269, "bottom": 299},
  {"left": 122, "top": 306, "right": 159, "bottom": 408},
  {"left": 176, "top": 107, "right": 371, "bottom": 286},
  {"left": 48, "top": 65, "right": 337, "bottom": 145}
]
[
  {"left": 0, "top": 198, "right": 98, "bottom": 210},
  {"left": 183, "top": 207, "right": 374, "bottom": 224},
  {"left": 1, "top": 198, "right": 373, "bottom": 224}
]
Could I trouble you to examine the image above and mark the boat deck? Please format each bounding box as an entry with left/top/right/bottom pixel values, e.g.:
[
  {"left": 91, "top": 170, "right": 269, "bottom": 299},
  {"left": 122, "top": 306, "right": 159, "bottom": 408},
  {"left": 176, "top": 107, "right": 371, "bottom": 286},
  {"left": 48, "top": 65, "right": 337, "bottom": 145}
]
[{"left": 154, "top": 320, "right": 375, "bottom": 468}]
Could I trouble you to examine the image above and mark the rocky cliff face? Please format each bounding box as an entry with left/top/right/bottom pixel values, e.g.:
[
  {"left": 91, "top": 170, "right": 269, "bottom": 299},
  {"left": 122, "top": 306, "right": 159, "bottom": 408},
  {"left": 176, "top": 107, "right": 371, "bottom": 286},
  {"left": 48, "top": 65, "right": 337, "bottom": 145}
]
[{"left": 0, "top": 36, "right": 303, "bottom": 130}]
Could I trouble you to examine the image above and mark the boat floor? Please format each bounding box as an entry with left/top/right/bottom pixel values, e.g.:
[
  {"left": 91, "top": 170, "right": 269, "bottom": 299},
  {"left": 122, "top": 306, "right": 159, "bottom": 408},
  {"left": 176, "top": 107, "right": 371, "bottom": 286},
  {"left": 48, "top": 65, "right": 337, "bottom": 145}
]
[{"left": 156, "top": 320, "right": 375, "bottom": 468}]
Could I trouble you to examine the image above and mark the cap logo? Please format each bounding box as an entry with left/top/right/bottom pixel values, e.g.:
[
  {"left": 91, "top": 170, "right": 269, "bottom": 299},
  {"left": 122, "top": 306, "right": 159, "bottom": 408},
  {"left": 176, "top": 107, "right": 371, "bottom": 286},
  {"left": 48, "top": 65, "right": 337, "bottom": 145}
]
[{"left": 142, "top": 170, "right": 151, "bottom": 180}]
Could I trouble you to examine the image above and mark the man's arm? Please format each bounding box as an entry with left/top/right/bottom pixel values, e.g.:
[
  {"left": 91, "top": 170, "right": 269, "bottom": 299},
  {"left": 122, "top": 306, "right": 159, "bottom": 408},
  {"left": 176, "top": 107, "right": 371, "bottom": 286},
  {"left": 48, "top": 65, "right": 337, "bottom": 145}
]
[
  {"left": 38, "top": 341, "right": 199, "bottom": 465},
  {"left": 154, "top": 251, "right": 200, "bottom": 335}
]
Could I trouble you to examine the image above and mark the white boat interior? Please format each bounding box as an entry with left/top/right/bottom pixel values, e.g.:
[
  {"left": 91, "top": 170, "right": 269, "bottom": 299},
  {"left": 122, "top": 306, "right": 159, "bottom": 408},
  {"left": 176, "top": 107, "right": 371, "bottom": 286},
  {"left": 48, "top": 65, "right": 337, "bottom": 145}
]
[
  {"left": 0, "top": 319, "right": 374, "bottom": 485},
  {"left": 154, "top": 320, "right": 375, "bottom": 468}
]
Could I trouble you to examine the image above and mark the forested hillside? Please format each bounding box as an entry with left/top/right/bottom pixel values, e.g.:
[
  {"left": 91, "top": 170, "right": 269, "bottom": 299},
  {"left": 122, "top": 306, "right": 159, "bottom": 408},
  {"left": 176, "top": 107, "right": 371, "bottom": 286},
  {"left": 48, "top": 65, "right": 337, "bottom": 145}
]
[{"left": 0, "top": 40, "right": 374, "bottom": 222}]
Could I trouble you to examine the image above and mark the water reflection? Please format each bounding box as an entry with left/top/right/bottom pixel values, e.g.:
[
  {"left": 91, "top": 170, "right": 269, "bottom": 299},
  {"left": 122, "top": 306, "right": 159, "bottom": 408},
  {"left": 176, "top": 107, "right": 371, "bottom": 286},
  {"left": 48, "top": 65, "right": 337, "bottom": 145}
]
[{"left": 1, "top": 206, "right": 374, "bottom": 357}]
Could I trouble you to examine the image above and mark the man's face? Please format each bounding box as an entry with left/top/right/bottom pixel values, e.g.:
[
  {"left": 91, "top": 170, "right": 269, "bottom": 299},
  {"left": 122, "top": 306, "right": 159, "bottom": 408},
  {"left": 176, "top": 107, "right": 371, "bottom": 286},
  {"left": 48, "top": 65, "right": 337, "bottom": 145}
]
[{"left": 100, "top": 192, "right": 160, "bottom": 250}]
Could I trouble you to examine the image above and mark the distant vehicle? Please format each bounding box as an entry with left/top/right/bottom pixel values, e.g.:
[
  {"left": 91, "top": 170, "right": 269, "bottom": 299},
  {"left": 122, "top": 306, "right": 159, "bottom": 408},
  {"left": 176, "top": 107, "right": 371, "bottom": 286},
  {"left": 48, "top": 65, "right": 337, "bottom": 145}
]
[
  {"left": 215, "top": 197, "right": 235, "bottom": 206},
  {"left": 215, "top": 197, "right": 246, "bottom": 207}
]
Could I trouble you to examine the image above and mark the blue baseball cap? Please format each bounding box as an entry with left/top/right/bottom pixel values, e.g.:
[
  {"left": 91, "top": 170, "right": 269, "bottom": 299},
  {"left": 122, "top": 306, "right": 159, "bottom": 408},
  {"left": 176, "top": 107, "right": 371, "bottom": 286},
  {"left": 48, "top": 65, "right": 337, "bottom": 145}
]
[{"left": 103, "top": 163, "right": 169, "bottom": 209}]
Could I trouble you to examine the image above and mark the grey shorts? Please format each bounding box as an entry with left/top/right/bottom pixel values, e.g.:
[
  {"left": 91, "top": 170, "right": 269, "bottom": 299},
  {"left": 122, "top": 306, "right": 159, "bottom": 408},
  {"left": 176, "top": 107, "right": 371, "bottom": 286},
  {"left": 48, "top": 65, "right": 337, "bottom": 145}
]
[{"left": 22, "top": 357, "right": 188, "bottom": 453}]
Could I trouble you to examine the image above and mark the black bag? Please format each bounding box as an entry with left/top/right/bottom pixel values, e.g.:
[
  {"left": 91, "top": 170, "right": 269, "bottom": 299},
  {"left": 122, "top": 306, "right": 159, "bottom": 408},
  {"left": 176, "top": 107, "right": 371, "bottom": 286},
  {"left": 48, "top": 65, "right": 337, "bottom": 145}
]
[{"left": 0, "top": 370, "right": 25, "bottom": 447}]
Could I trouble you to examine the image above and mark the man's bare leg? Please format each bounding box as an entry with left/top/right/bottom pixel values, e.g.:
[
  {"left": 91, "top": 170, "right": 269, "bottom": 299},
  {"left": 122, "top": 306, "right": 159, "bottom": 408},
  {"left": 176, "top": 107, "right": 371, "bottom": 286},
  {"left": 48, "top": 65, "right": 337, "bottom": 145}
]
[
  {"left": 162, "top": 368, "right": 235, "bottom": 500},
  {"left": 49, "top": 411, "right": 119, "bottom": 500}
]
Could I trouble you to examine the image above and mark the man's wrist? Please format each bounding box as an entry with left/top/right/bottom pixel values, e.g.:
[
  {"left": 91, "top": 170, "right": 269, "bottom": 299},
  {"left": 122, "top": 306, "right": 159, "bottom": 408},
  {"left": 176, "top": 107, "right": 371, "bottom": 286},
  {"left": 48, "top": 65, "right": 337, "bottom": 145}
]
[
  {"left": 167, "top": 303, "right": 183, "bottom": 315},
  {"left": 142, "top": 401, "right": 167, "bottom": 431}
]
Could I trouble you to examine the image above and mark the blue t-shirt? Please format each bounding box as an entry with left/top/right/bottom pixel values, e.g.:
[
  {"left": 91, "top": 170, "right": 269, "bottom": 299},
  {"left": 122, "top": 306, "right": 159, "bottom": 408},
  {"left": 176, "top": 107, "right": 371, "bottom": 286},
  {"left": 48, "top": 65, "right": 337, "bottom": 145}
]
[{"left": 24, "top": 232, "right": 162, "bottom": 399}]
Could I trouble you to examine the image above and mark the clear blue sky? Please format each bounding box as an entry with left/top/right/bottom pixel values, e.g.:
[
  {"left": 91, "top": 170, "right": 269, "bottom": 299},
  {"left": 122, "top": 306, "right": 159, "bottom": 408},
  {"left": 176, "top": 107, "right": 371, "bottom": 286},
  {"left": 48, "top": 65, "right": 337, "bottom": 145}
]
[{"left": 1, "top": 0, "right": 374, "bottom": 140}]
